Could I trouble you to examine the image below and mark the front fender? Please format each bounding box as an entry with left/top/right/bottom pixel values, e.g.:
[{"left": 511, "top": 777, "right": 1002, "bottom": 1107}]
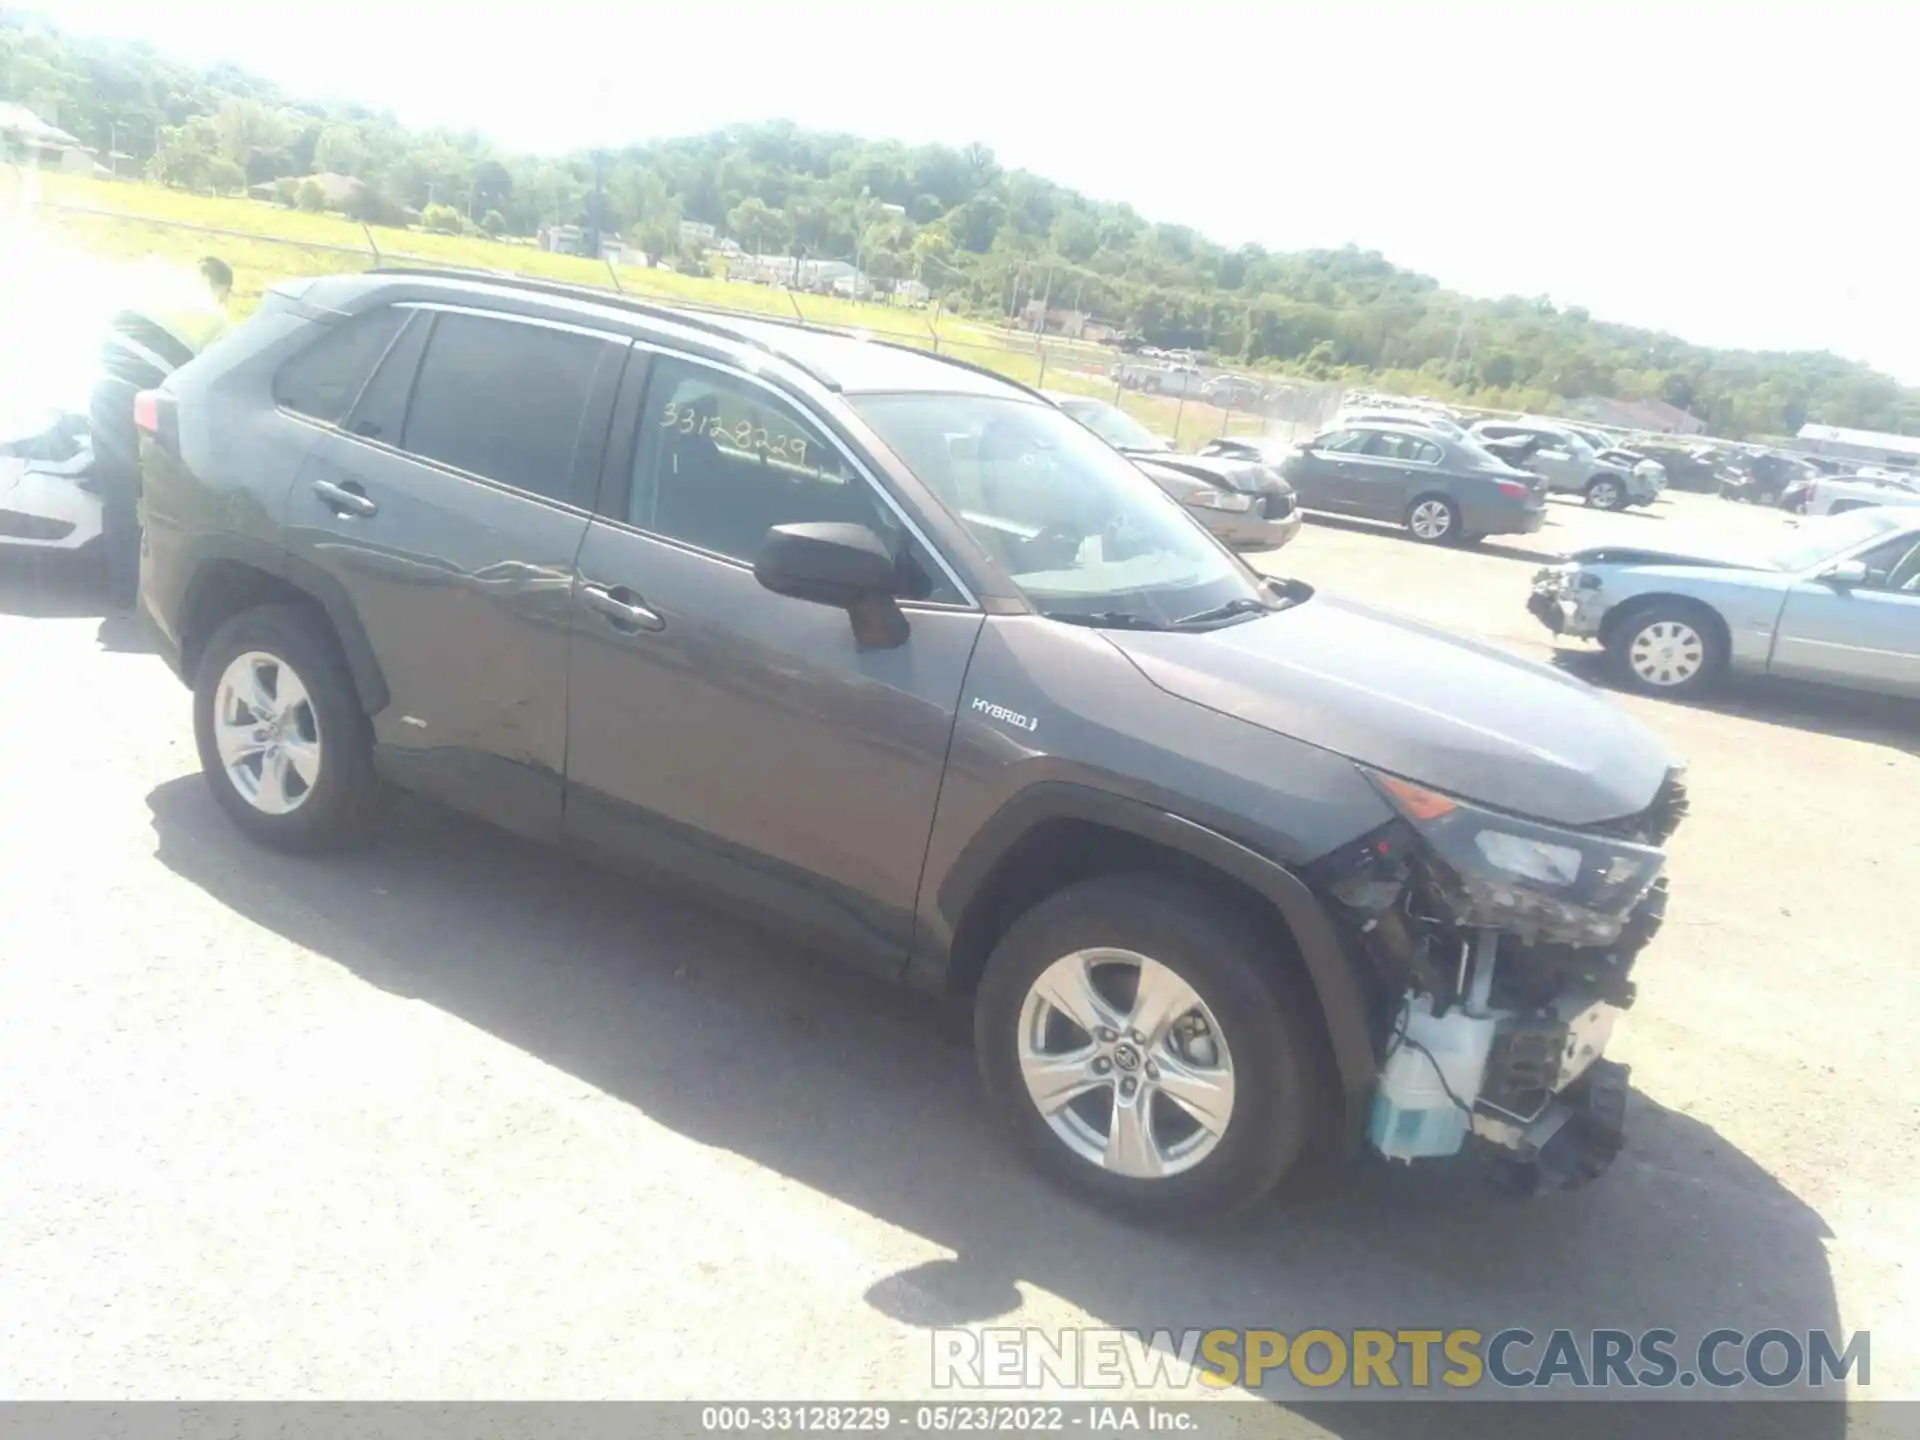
[{"left": 913, "top": 780, "right": 1380, "bottom": 1150}]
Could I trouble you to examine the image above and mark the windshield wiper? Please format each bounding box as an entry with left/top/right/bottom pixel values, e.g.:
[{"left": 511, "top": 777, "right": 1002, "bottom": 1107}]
[
  {"left": 1169, "top": 596, "right": 1273, "bottom": 628},
  {"left": 1043, "top": 610, "right": 1168, "bottom": 631}
]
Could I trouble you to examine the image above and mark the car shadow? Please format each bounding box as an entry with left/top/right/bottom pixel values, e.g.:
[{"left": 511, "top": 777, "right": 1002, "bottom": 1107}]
[
  {"left": 1543, "top": 496, "right": 1667, "bottom": 524},
  {"left": 1301, "top": 513, "right": 1550, "bottom": 565},
  {"left": 1550, "top": 648, "right": 1919, "bottom": 757},
  {"left": 143, "top": 777, "right": 1845, "bottom": 1429},
  {"left": 0, "top": 552, "right": 106, "bottom": 619}
]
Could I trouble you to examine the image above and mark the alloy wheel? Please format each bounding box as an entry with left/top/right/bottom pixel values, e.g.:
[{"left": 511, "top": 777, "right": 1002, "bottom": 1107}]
[
  {"left": 1409, "top": 499, "right": 1454, "bottom": 540},
  {"left": 212, "top": 650, "right": 323, "bottom": 814},
  {"left": 1016, "top": 948, "right": 1236, "bottom": 1179},
  {"left": 1626, "top": 620, "right": 1706, "bottom": 688},
  {"left": 1589, "top": 480, "right": 1621, "bottom": 509}
]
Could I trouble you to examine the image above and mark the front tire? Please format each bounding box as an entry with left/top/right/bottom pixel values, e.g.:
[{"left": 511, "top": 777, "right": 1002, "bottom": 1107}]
[
  {"left": 1607, "top": 601, "right": 1727, "bottom": 697},
  {"left": 975, "top": 876, "right": 1318, "bottom": 1220},
  {"left": 192, "top": 604, "right": 385, "bottom": 851},
  {"left": 1404, "top": 494, "right": 1462, "bottom": 544},
  {"left": 1585, "top": 475, "right": 1627, "bottom": 510}
]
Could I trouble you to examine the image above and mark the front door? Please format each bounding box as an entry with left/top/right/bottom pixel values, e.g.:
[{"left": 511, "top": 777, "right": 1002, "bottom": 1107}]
[
  {"left": 562, "top": 350, "right": 984, "bottom": 972},
  {"left": 287, "top": 305, "right": 625, "bottom": 838},
  {"left": 1770, "top": 532, "right": 1920, "bottom": 696},
  {"left": 1289, "top": 428, "right": 1373, "bottom": 514}
]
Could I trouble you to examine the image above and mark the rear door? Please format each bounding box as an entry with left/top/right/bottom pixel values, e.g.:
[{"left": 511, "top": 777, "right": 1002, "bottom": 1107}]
[
  {"left": 286, "top": 305, "right": 624, "bottom": 838},
  {"left": 562, "top": 350, "right": 984, "bottom": 973},
  {"left": 1770, "top": 531, "right": 1920, "bottom": 695}
]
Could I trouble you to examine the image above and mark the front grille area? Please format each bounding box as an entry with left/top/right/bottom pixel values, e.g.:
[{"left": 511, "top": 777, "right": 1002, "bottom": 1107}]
[{"left": 1263, "top": 492, "right": 1296, "bottom": 519}]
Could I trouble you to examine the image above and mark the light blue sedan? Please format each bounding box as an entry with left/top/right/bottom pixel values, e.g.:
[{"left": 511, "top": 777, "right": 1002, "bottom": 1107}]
[{"left": 1528, "top": 508, "right": 1920, "bottom": 697}]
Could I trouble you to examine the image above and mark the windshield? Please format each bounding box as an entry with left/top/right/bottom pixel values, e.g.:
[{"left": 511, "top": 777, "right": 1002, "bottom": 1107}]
[
  {"left": 852, "top": 392, "right": 1266, "bottom": 624},
  {"left": 1058, "top": 396, "right": 1166, "bottom": 452},
  {"left": 1764, "top": 509, "right": 1909, "bottom": 570}
]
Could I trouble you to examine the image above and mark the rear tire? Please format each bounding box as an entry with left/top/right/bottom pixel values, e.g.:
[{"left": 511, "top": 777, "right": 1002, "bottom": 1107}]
[
  {"left": 975, "top": 875, "right": 1319, "bottom": 1221},
  {"left": 192, "top": 604, "right": 386, "bottom": 851},
  {"left": 1606, "top": 600, "right": 1727, "bottom": 697},
  {"left": 1404, "top": 494, "right": 1462, "bottom": 544}
]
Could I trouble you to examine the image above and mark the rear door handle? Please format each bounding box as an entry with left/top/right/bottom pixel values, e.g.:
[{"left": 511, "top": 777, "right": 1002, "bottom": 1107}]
[
  {"left": 312, "top": 478, "right": 377, "bottom": 518},
  {"left": 580, "top": 582, "right": 664, "bottom": 632}
]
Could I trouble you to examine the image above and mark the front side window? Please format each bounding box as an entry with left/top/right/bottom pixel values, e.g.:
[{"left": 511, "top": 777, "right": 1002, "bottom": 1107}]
[
  {"left": 1858, "top": 533, "right": 1920, "bottom": 592},
  {"left": 1319, "top": 429, "right": 1372, "bottom": 453},
  {"left": 851, "top": 392, "right": 1263, "bottom": 624},
  {"left": 273, "top": 307, "right": 409, "bottom": 423},
  {"left": 631, "top": 357, "right": 957, "bottom": 601},
  {"left": 401, "top": 312, "right": 608, "bottom": 504}
]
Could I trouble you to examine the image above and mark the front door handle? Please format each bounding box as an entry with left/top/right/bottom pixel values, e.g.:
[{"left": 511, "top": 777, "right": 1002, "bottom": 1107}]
[
  {"left": 580, "top": 581, "right": 664, "bottom": 632},
  {"left": 312, "top": 478, "right": 377, "bottom": 518}
]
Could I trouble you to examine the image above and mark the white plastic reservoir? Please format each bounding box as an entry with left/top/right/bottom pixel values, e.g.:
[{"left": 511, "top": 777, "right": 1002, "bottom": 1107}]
[{"left": 1367, "top": 994, "right": 1500, "bottom": 1161}]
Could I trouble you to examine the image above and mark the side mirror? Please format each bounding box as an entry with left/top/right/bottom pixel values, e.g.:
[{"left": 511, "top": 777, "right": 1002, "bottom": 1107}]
[
  {"left": 1821, "top": 559, "right": 1869, "bottom": 587},
  {"left": 755, "top": 522, "right": 909, "bottom": 648}
]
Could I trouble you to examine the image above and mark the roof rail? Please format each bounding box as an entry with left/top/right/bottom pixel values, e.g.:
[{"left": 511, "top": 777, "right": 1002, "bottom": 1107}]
[
  {"left": 362, "top": 264, "right": 844, "bottom": 387},
  {"left": 364, "top": 263, "right": 1040, "bottom": 399}
]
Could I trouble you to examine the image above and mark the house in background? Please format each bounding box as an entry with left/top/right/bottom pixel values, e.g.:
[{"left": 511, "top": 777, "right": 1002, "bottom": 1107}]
[
  {"left": 0, "top": 102, "right": 102, "bottom": 174},
  {"left": 1567, "top": 395, "right": 1706, "bottom": 435},
  {"left": 1792, "top": 423, "right": 1920, "bottom": 473}
]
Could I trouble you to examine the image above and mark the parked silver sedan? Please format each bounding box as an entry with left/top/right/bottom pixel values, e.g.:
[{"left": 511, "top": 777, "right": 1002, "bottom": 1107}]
[{"left": 1528, "top": 508, "right": 1920, "bottom": 697}]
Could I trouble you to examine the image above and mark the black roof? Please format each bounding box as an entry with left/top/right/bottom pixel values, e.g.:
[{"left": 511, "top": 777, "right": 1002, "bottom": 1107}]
[{"left": 360, "top": 265, "right": 1036, "bottom": 400}]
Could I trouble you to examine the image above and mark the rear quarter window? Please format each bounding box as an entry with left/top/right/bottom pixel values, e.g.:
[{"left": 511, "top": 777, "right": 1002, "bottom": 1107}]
[{"left": 272, "top": 307, "right": 410, "bottom": 424}]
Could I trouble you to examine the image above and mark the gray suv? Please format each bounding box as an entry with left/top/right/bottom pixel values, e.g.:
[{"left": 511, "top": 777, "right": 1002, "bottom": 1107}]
[{"left": 135, "top": 268, "right": 1687, "bottom": 1216}]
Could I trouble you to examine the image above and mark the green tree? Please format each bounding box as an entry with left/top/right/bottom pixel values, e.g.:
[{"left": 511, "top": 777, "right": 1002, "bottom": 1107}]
[
  {"left": 420, "top": 202, "right": 462, "bottom": 234},
  {"left": 296, "top": 178, "right": 326, "bottom": 212}
]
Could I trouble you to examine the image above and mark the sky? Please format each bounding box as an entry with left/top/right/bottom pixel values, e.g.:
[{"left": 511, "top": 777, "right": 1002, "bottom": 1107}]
[{"left": 46, "top": 0, "right": 1920, "bottom": 381}]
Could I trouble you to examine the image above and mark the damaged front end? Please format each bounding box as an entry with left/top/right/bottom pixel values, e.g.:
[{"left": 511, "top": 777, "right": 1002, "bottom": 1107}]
[{"left": 1309, "top": 764, "right": 1689, "bottom": 1194}]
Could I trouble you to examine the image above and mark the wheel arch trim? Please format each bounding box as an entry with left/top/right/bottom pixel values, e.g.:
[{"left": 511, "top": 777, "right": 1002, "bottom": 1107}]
[
  {"left": 175, "top": 534, "right": 389, "bottom": 714},
  {"left": 918, "top": 781, "right": 1379, "bottom": 1146}
]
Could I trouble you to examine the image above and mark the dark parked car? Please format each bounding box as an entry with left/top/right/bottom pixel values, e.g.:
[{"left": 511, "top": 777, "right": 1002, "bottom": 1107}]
[
  {"left": 1720, "top": 450, "right": 1816, "bottom": 506},
  {"left": 1043, "top": 392, "right": 1300, "bottom": 551},
  {"left": 1221, "top": 423, "right": 1548, "bottom": 544},
  {"left": 135, "top": 268, "right": 1685, "bottom": 1216}
]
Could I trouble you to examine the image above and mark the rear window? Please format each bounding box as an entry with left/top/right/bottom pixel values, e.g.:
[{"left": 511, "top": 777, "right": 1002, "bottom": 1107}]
[
  {"left": 272, "top": 308, "right": 409, "bottom": 423},
  {"left": 399, "top": 312, "right": 611, "bottom": 504}
]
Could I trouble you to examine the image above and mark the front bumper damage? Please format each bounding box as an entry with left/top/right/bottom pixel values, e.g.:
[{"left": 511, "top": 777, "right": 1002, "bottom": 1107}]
[
  {"left": 1528, "top": 565, "right": 1606, "bottom": 639},
  {"left": 1311, "top": 767, "right": 1688, "bottom": 1194}
]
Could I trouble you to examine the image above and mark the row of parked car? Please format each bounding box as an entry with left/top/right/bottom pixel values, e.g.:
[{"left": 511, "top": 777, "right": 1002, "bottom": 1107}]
[
  {"left": 1039, "top": 390, "right": 1920, "bottom": 705},
  {"left": 1042, "top": 393, "right": 1661, "bottom": 549}
]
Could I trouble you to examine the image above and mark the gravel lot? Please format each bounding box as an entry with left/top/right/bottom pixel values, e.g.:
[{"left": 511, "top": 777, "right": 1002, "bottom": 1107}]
[{"left": 0, "top": 489, "right": 1912, "bottom": 1420}]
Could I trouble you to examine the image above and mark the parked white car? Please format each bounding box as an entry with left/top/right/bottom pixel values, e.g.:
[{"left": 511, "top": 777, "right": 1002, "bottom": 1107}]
[
  {"left": 1335, "top": 408, "right": 1471, "bottom": 442},
  {"left": 1470, "top": 419, "right": 1662, "bottom": 510},
  {"left": 1796, "top": 472, "right": 1920, "bottom": 517}
]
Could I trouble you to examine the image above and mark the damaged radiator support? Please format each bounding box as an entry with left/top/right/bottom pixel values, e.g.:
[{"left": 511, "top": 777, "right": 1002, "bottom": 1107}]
[{"left": 1314, "top": 773, "right": 1683, "bottom": 1192}]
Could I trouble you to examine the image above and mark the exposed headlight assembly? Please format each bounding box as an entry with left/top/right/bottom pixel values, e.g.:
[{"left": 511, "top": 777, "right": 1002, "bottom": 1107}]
[{"left": 1363, "top": 769, "right": 1666, "bottom": 944}]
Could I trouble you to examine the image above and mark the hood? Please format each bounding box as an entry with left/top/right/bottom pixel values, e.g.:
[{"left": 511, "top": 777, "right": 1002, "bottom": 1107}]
[
  {"left": 1567, "top": 530, "right": 1776, "bottom": 569},
  {"left": 1104, "top": 596, "right": 1675, "bottom": 826},
  {"left": 1134, "top": 451, "right": 1287, "bottom": 493}
]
